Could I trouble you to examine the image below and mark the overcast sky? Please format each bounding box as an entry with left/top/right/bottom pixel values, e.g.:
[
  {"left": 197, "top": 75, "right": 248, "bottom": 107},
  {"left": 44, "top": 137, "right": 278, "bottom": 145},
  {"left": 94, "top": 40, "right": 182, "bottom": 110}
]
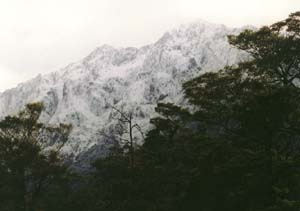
[{"left": 0, "top": 0, "right": 299, "bottom": 92}]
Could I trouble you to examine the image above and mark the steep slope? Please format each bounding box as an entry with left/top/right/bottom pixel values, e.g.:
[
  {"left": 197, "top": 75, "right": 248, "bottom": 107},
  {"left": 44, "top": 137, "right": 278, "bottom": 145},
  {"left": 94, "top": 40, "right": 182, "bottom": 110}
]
[{"left": 0, "top": 21, "right": 250, "bottom": 168}]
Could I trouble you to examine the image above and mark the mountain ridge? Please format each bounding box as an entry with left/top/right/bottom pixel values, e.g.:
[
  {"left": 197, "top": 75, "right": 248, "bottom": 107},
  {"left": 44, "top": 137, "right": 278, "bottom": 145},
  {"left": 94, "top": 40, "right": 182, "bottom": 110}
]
[{"left": 0, "top": 21, "right": 251, "bottom": 169}]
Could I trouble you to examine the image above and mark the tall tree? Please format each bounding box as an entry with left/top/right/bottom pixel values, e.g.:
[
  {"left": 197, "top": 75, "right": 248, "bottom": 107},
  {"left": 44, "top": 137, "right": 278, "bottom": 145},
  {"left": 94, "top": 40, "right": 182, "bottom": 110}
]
[{"left": 0, "top": 102, "right": 72, "bottom": 211}]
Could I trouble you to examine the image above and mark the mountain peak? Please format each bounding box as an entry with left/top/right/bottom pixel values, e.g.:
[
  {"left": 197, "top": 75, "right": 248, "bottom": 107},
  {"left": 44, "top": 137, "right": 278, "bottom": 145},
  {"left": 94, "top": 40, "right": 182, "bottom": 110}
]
[{"left": 0, "top": 20, "right": 250, "bottom": 169}]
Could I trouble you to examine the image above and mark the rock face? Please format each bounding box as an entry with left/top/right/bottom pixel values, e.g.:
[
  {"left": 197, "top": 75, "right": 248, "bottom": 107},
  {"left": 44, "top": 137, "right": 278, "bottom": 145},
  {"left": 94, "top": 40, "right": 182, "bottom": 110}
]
[{"left": 0, "top": 20, "right": 250, "bottom": 169}]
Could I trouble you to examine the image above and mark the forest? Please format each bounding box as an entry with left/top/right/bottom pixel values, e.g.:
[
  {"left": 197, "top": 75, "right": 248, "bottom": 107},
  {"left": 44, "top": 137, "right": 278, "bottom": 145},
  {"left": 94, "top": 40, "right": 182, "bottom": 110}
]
[{"left": 0, "top": 12, "right": 300, "bottom": 211}]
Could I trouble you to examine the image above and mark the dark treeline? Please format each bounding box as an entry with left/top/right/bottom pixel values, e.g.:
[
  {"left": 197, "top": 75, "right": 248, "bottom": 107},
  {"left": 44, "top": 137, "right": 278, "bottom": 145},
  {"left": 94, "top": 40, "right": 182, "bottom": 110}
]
[{"left": 1, "top": 12, "right": 300, "bottom": 211}]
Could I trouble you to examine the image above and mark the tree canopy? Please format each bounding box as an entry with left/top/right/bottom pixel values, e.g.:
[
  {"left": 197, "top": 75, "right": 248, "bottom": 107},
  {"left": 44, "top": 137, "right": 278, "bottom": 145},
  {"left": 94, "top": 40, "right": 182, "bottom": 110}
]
[{"left": 0, "top": 102, "right": 72, "bottom": 211}]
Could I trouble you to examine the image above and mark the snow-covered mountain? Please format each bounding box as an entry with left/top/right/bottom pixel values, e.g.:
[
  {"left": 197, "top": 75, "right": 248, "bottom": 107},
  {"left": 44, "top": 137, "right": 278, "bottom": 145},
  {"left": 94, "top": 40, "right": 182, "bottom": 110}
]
[{"left": 0, "top": 20, "right": 250, "bottom": 168}]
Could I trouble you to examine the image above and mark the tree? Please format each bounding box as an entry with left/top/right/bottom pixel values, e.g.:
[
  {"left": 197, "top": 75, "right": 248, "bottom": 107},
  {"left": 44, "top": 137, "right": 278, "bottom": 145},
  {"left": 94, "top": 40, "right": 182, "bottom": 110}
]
[
  {"left": 228, "top": 12, "right": 300, "bottom": 87},
  {"left": 0, "top": 102, "right": 72, "bottom": 211},
  {"left": 100, "top": 104, "right": 145, "bottom": 169}
]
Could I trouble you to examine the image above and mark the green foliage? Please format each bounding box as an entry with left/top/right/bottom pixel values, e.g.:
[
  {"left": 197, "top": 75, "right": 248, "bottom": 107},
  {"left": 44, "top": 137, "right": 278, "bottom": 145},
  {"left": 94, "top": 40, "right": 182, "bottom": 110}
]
[
  {"left": 0, "top": 102, "right": 72, "bottom": 211},
  {"left": 228, "top": 12, "right": 300, "bottom": 86}
]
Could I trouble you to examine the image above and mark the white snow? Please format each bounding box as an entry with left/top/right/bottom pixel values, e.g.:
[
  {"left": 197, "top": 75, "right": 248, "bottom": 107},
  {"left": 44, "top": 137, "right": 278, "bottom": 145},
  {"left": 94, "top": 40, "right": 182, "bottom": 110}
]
[{"left": 0, "top": 21, "right": 251, "bottom": 166}]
